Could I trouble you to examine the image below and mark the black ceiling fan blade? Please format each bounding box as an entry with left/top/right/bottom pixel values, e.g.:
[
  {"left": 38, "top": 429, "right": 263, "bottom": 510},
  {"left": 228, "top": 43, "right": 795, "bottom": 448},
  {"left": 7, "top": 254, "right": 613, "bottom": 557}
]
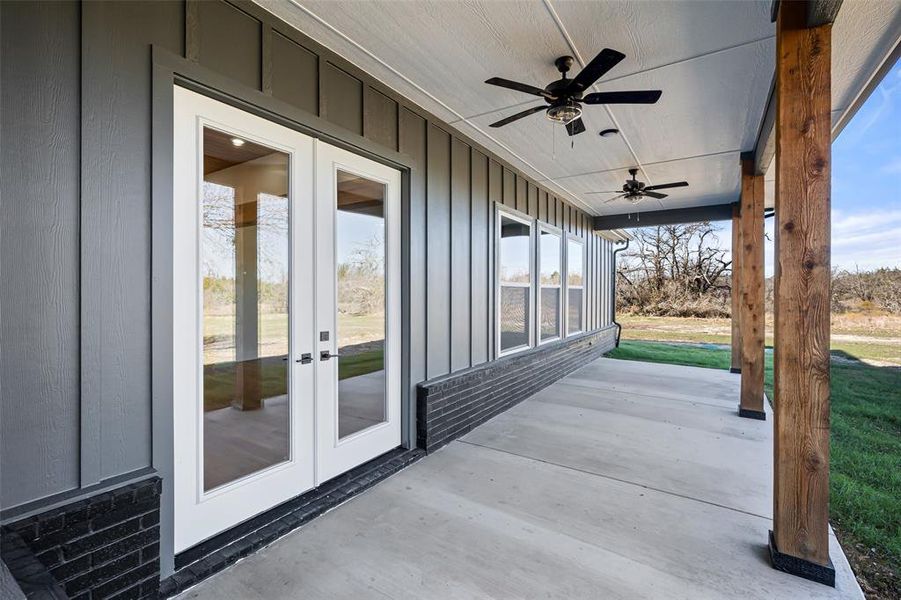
[
  {"left": 485, "top": 77, "right": 554, "bottom": 99},
  {"left": 585, "top": 190, "right": 623, "bottom": 195},
  {"left": 643, "top": 181, "right": 688, "bottom": 191},
  {"left": 567, "top": 49, "right": 626, "bottom": 95},
  {"left": 565, "top": 117, "right": 586, "bottom": 136},
  {"left": 489, "top": 105, "right": 548, "bottom": 128},
  {"left": 582, "top": 90, "right": 662, "bottom": 105},
  {"left": 603, "top": 194, "right": 626, "bottom": 204},
  {"left": 643, "top": 191, "right": 667, "bottom": 199}
]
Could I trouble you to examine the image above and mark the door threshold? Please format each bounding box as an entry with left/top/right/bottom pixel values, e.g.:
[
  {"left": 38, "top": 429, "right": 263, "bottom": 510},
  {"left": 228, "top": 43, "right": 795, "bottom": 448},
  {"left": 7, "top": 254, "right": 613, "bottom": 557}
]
[{"left": 162, "top": 447, "right": 424, "bottom": 598}]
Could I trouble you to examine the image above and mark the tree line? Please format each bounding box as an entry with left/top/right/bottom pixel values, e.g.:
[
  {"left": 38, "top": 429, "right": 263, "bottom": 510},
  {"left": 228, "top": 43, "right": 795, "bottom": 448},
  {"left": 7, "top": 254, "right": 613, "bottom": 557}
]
[{"left": 616, "top": 223, "right": 900, "bottom": 317}]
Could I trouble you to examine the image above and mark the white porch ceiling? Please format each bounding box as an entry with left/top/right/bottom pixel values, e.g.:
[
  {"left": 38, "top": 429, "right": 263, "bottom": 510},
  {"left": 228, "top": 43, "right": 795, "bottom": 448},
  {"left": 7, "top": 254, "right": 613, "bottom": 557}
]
[{"left": 258, "top": 0, "right": 901, "bottom": 217}]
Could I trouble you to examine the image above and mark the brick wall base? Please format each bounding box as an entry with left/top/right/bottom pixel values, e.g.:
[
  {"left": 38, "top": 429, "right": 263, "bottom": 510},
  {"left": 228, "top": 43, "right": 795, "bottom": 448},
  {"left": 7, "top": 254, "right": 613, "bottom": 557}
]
[
  {"left": 418, "top": 327, "right": 616, "bottom": 452},
  {"left": 2, "top": 477, "right": 161, "bottom": 600}
]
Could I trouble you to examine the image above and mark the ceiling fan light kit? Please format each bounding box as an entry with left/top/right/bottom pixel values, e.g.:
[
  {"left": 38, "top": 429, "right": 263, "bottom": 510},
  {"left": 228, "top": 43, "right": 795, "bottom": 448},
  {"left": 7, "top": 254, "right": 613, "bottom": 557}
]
[{"left": 546, "top": 100, "right": 582, "bottom": 124}]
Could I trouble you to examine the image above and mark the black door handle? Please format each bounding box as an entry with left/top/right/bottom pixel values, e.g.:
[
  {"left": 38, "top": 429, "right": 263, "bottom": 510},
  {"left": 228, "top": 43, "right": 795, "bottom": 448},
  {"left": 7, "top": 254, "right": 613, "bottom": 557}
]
[
  {"left": 296, "top": 353, "right": 313, "bottom": 364},
  {"left": 320, "top": 351, "right": 340, "bottom": 361}
]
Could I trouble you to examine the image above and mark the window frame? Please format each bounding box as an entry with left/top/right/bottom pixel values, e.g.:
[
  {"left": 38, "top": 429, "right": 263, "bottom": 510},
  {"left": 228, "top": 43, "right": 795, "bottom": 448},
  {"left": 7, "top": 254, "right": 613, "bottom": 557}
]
[
  {"left": 536, "top": 221, "right": 564, "bottom": 346},
  {"left": 564, "top": 233, "right": 586, "bottom": 337},
  {"left": 494, "top": 204, "right": 535, "bottom": 358}
]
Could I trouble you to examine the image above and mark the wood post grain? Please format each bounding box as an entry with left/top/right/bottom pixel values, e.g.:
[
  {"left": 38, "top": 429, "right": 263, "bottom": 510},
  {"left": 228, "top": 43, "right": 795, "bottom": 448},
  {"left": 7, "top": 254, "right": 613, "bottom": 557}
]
[
  {"left": 739, "top": 160, "right": 765, "bottom": 415},
  {"left": 773, "top": 0, "right": 832, "bottom": 568},
  {"left": 730, "top": 204, "right": 742, "bottom": 373}
]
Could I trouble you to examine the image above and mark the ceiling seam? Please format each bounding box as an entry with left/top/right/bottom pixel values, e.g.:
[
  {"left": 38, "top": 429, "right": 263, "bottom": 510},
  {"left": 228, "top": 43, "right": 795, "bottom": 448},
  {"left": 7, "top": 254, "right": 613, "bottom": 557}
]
[
  {"left": 540, "top": 0, "right": 664, "bottom": 210},
  {"left": 548, "top": 148, "right": 744, "bottom": 183},
  {"left": 284, "top": 0, "right": 600, "bottom": 215},
  {"left": 451, "top": 35, "right": 776, "bottom": 123}
]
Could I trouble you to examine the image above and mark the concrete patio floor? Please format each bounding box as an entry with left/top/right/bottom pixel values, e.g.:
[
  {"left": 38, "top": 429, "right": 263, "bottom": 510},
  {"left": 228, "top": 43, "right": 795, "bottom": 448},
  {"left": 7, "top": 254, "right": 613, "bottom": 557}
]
[{"left": 178, "top": 357, "right": 863, "bottom": 599}]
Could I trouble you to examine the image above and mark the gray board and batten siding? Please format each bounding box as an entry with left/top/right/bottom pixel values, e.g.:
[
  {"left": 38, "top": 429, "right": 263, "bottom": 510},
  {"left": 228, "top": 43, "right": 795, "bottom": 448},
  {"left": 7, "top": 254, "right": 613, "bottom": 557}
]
[{"left": 0, "top": 0, "right": 614, "bottom": 531}]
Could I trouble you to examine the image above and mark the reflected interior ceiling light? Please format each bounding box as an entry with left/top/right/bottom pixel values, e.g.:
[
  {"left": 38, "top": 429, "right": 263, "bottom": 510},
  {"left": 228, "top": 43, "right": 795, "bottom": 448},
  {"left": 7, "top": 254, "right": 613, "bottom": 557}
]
[
  {"left": 230, "top": 137, "right": 245, "bottom": 147},
  {"left": 546, "top": 100, "right": 582, "bottom": 124}
]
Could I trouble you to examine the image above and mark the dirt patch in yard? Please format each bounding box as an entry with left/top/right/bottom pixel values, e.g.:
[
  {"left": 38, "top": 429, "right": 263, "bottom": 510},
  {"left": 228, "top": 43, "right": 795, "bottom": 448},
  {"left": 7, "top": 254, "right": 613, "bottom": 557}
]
[{"left": 835, "top": 528, "right": 900, "bottom": 600}]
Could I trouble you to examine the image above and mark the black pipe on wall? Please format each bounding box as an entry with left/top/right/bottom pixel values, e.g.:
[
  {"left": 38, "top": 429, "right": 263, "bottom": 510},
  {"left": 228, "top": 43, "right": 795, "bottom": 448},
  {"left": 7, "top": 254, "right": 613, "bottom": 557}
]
[{"left": 611, "top": 239, "right": 630, "bottom": 347}]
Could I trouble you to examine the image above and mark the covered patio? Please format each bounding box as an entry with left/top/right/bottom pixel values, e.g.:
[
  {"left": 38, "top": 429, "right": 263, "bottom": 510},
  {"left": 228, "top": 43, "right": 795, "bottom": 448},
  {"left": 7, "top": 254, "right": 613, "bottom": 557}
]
[{"left": 175, "top": 357, "right": 862, "bottom": 599}]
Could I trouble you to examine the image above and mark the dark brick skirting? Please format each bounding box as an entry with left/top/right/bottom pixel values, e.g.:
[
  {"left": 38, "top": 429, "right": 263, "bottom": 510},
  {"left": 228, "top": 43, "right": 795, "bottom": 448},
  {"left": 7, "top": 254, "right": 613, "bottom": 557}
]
[
  {"left": 161, "top": 447, "right": 424, "bottom": 598},
  {"left": 1, "top": 476, "right": 162, "bottom": 600},
  {"left": 418, "top": 327, "right": 617, "bottom": 452},
  {"left": 1, "top": 530, "right": 66, "bottom": 599}
]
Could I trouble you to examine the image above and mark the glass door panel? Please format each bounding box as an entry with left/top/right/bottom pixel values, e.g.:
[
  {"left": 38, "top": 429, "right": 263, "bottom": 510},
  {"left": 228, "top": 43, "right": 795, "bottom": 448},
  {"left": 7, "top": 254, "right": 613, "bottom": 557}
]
[
  {"left": 173, "top": 87, "right": 315, "bottom": 553},
  {"left": 315, "top": 143, "right": 401, "bottom": 483},
  {"left": 335, "top": 171, "right": 387, "bottom": 438},
  {"left": 201, "top": 127, "right": 290, "bottom": 491}
]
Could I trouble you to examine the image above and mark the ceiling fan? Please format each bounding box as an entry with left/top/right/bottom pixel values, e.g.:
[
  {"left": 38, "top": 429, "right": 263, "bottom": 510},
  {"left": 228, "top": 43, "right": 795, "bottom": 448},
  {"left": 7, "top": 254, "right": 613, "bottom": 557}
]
[
  {"left": 485, "top": 49, "right": 662, "bottom": 136},
  {"left": 587, "top": 168, "right": 688, "bottom": 204}
]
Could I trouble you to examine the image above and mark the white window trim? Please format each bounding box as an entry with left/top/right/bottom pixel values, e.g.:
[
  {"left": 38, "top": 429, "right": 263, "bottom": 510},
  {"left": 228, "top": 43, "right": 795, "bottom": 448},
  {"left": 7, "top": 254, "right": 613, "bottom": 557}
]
[
  {"left": 495, "top": 204, "right": 535, "bottom": 358},
  {"left": 536, "top": 221, "right": 563, "bottom": 345},
  {"left": 565, "top": 233, "right": 586, "bottom": 337}
]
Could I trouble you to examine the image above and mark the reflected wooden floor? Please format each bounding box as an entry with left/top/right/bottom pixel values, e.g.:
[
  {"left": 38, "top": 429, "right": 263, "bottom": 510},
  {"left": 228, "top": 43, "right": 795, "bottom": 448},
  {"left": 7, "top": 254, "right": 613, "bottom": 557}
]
[{"left": 203, "top": 371, "right": 387, "bottom": 490}]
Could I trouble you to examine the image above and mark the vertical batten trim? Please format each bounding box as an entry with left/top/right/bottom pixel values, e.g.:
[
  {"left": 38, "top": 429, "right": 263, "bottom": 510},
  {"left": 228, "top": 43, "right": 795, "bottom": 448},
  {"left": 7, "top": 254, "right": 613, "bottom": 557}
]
[
  {"left": 261, "top": 23, "right": 273, "bottom": 95},
  {"left": 79, "top": 0, "right": 102, "bottom": 487},
  {"left": 185, "top": 0, "right": 199, "bottom": 61}
]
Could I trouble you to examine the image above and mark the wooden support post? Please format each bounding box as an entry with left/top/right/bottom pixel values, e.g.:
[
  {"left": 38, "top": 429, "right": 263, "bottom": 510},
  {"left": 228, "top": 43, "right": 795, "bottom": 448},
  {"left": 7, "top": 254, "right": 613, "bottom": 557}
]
[
  {"left": 730, "top": 204, "right": 742, "bottom": 374},
  {"left": 770, "top": 0, "right": 834, "bottom": 586},
  {"left": 738, "top": 159, "right": 765, "bottom": 419}
]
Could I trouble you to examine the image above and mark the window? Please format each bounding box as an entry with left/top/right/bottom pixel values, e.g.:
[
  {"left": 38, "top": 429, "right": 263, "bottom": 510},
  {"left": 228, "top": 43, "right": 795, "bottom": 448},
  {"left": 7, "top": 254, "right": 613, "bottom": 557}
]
[
  {"left": 538, "top": 224, "right": 562, "bottom": 343},
  {"left": 497, "top": 208, "right": 533, "bottom": 355},
  {"left": 566, "top": 236, "right": 585, "bottom": 335}
]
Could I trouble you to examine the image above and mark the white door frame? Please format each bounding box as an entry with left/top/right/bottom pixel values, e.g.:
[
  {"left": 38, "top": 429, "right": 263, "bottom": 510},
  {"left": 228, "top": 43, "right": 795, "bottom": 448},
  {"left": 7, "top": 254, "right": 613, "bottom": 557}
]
[
  {"left": 314, "top": 142, "right": 402, "bottom": 483},
  {"left": 172, "top": 88, "right": 403, "bottom": 552},
  {"left": 172, "top": 87, "right": 316, "bottom": 552}
]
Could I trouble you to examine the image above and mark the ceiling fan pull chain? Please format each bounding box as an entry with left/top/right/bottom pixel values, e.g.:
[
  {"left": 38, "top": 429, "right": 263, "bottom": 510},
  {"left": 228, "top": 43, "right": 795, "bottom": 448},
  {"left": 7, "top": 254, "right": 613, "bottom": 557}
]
[{"left": 552, "top": 124, "right": 556, "bottom": 161}]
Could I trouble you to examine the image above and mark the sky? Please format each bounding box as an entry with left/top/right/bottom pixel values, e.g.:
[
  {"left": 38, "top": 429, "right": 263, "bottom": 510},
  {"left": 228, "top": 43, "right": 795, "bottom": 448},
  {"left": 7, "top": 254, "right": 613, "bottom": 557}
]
[{"left": 719, "top": 61, "right": 901, "bottom": 275}]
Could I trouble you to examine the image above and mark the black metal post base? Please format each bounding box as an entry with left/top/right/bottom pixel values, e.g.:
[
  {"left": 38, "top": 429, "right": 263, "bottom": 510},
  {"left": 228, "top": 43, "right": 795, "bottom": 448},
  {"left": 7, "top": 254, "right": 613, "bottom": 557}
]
[
  {"left": 738, "top": 405, "right": 766, "bottom": 420},
  {"left": 729, "top": 367, "right": 742, "bottom": 374},
  {"left": 768, "top": 530, "right": 835, "bottom": 587}
]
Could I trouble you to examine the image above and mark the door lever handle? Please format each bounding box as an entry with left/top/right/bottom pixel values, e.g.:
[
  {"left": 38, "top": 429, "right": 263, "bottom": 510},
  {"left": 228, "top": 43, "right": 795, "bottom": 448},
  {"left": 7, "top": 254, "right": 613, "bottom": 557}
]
[
  {"left": 320, "top": 350, "right": 340, "bottom": 361},
  {"left": 296, "top": 353, "right": 313, "bottom": 364}
]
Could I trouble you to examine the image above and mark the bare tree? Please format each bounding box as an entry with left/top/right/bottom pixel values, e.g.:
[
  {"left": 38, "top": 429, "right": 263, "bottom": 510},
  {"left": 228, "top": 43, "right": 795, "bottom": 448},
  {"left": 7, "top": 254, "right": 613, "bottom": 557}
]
[{"left": 617, "top": 222, "right": 733, "bottom": 317}]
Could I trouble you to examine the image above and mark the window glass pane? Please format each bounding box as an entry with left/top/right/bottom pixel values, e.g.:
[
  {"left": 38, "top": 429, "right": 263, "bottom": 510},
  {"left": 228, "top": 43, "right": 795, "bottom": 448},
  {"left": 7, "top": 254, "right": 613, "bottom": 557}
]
[
  {"left": 567, "top": 238, "right": 584, "bottom": 335},
  {"left": 567, "top": 239, "right": 584, "bottom": 286},
  {"left": 201, "top": 127, "right": 290, "bottom": 491},
  {"left": 336, "top": 171, "right": 387, "bottom": 439},
  {"left": 568, "top": 288, "right": 583, "bottom": 334},
  {"left": 540, "top": 230, "right": 561, "bottom": 286},
  {"left": 498, "top": 213, "right": 532, "bottom": 352},
  {"left": 500, "top": 285, "right": 530, "bottom": 351},
  {"left": 499, "top": 216, "right": 531, "bottom": 284},
  {"left": 539, "top": 228, "right": 561, "bottom": 341},
  {"left": 540, "top": 287, "right": 560, "bottom": 341}
]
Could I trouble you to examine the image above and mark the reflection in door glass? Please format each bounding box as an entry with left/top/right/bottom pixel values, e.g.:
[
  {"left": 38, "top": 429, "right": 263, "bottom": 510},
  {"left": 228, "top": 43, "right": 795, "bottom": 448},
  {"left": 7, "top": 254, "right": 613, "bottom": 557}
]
[
  {"left": 201, "top": 127, "right": 290, "bottom": 491},
  {"left": 336, "top": 171, "right": 387, "bottom": 439}
]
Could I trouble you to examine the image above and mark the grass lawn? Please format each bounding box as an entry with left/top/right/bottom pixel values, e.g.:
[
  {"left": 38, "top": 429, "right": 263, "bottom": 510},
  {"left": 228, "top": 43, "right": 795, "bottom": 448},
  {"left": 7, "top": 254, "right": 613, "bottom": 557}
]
[
  {"left": 618, "top": 314, "right": 901, "bottom": 366},
  {"left": 338, "top": 349, "right": 383, "bottom": 380},
  {"left": 607, "top": 339, "right": 901, "bottom": 597},
  {"left": 203, "top": 350, "right": 385, "bottom": 412}
]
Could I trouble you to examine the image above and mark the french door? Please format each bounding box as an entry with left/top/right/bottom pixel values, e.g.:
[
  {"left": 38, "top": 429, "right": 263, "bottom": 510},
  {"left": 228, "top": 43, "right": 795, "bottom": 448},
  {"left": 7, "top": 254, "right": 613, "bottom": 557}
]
[{"left": 172, "top": 87, "right": 400, "bottom": 552}]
